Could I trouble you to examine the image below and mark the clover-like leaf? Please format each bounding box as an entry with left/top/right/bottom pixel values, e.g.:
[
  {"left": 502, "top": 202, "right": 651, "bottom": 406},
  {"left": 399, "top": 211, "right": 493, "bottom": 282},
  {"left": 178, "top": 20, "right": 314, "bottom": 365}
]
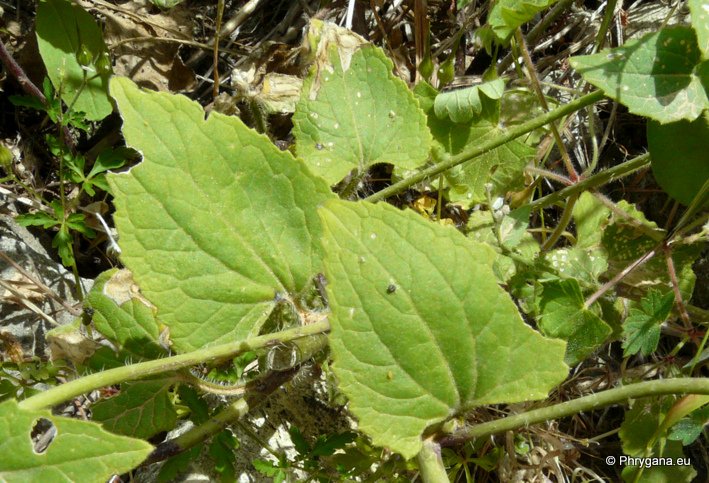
[
  {"left": 0, "top": 399, "right": 152, "bottom": 482},
  {"left": 36, "top": 0, "right": 113, "bottom": 120},
  {"left": 538, "top": 279, "right": 612, "bottom": 365},
  {"left": 108, "top": 77, "right": 334, "bottom": 352},
  {"left": 488, "top": 0, "right": 559, "bottom": 41},
  {"left": 570, "top": 27, "right": 709, "bottom": 123},
  {"left": 648, "top": 111, "right": 709, "bottom": 206},
  {"left": 293, "top": 45, "right": 431, "bottom": 185},
  {"left": 92, "top": 380, "right": 177, "bottom": 439},
  {"left": 319, "top": 200, "right": 568, "bottom": 458}
]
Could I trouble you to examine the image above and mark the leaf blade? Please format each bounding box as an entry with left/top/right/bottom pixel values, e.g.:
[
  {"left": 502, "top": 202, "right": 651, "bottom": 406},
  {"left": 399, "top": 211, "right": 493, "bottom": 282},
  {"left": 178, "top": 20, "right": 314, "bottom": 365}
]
[
  {"left": 320, "top": 200, "right": 568, "bottom": 458},
  {"left": 293, "top": 44, "right": 431, "bottom": 185},
  {"left": 0, "top": 400, "right": 152, "bottom": 482},
  {"left": 108, "top": 77, "right": 335, "bottom": 351}
]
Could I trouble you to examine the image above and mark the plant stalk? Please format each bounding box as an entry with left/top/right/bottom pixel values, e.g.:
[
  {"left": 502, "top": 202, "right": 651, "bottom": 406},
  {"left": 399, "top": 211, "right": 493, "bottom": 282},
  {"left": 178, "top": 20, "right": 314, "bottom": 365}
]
[
  {"left": 365, "top": 90, "right": 604, "bottom": 203},
  {"left": 514, "top": 28, "right": 577, "bottom": 180},
  {"left": 439, "top": 378, "right": 709, "bottom": 447},
  {"left": 527, "top": 153, "right": 650, "bottom": 211},
  {"left": 417, "top": 438, "right": 450, "bottom": 483},
  {"left": 18, "top": 320, "right": 330, "bottom": 411},
  {"left": 146, "top": 333, "right": 329, "bottom": 464}
]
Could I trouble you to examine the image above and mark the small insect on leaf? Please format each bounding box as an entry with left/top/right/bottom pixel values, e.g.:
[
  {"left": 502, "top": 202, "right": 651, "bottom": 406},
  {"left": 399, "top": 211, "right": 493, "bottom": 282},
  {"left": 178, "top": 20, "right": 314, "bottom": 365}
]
[{"left": 386, "top": 284, "right": 397, "bottom": 294}]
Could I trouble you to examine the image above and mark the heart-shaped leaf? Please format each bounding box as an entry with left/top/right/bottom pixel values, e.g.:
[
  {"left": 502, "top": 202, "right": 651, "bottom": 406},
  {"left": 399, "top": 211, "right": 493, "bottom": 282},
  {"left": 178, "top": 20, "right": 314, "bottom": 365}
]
[
  {"left": 319, "top": 200, "right": 568, "bottom": 458},
  {"left": 570, "top": 27, "right": 708, "bottom": 123},
  {"left": 293, "top": 44, "right": 431, "bottom": 185},
  {"left": 108, "top": 77, "right": 334, "bottom": 352}
]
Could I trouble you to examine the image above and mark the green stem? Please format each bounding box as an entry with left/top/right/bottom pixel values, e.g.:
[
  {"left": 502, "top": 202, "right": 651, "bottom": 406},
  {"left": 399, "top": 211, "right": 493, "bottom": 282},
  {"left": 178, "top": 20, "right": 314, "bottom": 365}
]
[
  {"left": 514, "top": 28, "right": 577, "bottom": 180},
  {"left": 145, "top": 368, "right": 295, "bottom": 465},
  {"left": 145, "top": 333, "right": 329, "bottom": 464},
  {"left": 497, "top": 0, "right": 575, "bottom": 73},
  {"left": 365, "top": 90, "right": 605, "bottom": 203},
  {"left": 527, "top": 152, "right": 650, "bottom": 212},
  {"left": 440, "top": 378, "right": 709, "bottom": 446},
  {"left": 540, "top": 194, "right": 578, "bottom": 251},
  {"left": 417, "top": 438, "right": 450, "bottom": 483},
  {"left": 593, "top": 0, "right": 618, "bottom": 52},
  {"left": 339, "top": 169, "right": 364, "bottom": 200},
  {"left": 18, "top": 320, "right": 330, "bottom": 411}
]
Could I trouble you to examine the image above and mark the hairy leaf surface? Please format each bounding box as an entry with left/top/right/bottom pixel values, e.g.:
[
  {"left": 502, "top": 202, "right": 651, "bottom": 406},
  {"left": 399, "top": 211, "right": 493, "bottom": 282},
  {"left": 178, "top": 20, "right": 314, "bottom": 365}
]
[
  {"left": 108, "top": 77, "right": 334, "bottom": 351},
  {"left": 319, "top": 200, "right": 568, "bottom": 458},
  {"left": 92, "top": 380, "right": 177, "bottom": 439}
]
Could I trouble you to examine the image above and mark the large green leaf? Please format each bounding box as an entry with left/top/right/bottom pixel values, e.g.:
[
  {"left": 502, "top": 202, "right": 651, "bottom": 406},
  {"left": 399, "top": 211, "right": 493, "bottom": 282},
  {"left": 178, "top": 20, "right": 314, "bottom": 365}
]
[
  {"left": 570, "top": 27, "right": 708, "bottom": 123},
  {"left": 648, "top": 111, "right": 709, "bottom": 206},
  {"left": 92, "top": 380, "right": 177, "bottom": 439},
  {"left": 319, "top": 200, "right": 568, "bottom": 458},
  {"left": 108, "top": 77, "right": 334, "bottom": 352},
  {"left": 488, "top": 0, "right": 559, "bottom": 41},
  {"left": 0, "top": 399, "right": 152, "bottom": 482},
  {"left": 36, "top": 0, "right": 113, "bottom": 120},
  {"left": 293, "top": 45, "right": 431, "bottom": 185}
]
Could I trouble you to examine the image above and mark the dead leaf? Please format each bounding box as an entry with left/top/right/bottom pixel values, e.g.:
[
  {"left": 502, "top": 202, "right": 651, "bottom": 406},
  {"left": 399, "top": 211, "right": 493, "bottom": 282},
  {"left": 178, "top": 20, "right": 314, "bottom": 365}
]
[{"left": 78, "top": 0, "right": 195, "bottom": 91}]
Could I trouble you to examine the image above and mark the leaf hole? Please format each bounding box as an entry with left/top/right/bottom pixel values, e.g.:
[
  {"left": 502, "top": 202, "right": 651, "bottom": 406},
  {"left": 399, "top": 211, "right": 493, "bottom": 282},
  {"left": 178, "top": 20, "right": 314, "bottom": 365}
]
[{"left": 31, "top": 417, "right": 56, "bottom": 454}]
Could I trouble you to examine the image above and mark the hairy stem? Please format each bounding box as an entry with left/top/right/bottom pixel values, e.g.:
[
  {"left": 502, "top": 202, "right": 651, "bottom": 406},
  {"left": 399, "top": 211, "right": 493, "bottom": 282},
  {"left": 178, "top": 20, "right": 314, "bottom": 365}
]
[
  {"left": 417, "top": 438, "right": 450, "bottom": 483},
  {"left": 18, "top": 320, "right": 330, "bottom": 411},
  {"left": 145, "top": 367, "right": 299, "bottom": 465},
  {"left": 540, "top": 193, "right": 578, "bottom": 251},
  {"left": 440, "top": 378, "right": 709, "bottom": 447},
  {"left": 146, "top": 333, "right": 329, "bottom": 464},
  {"left": 527, "top": 152, "right": 650, "bottom": 211},
  {"left": 365, "top": 90, "right": 604, "bottom": 203},
  {"left": 514, "top": 28, "right": 577, "bottom": 180}
]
